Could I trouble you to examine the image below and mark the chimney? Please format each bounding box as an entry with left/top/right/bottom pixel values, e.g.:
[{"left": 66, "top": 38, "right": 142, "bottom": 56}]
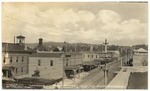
[{"left": 39, "top": 38, "right": 43, "bottom": 45}]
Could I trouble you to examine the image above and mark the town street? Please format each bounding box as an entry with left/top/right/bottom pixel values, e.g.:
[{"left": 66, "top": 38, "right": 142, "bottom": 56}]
[{"left": 70, "top": 59, "right": 121, "bottom": 88}]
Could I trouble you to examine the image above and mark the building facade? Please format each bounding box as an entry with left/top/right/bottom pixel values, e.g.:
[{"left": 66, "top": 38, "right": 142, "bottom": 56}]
[
  {"left": 133, "top": 48, "right": 148, "bottom": 66},
  {"left": 64, "top": 52, "right": 83, "bottom": 67},
  {"left": 2, "top": 35, "right": 33, "bottom": 78},
  {"left": 82, "top": 51, "right": 100, "bottom": 62},
  {"left": 28, "top": 52, "right": 63, "bottom": 80}
]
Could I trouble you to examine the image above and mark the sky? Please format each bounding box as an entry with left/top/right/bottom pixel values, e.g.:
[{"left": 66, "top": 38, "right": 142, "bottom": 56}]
[{"left": 2, "top": 2, "right": 148, "bottom": 46}]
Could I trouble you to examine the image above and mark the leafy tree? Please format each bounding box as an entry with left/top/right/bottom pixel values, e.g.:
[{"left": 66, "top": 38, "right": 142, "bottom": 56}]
[
  {"left": 53, "top": 47, "right": 60, "bottom": 52},
  {"left": 32, "top": 69, "right": 40, "bottom": 78}
]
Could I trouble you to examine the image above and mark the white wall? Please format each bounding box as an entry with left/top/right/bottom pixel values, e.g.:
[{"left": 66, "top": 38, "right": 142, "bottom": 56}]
[
  {"left": 82, "top": 53, "right": 99, "bottom": 62},
  {"left": 2, "top": 52, "right": 29, "bottom": 77},
  {"left": 133, "top": 53, "right": 148, "bottom": 66},
  {"left": 28, "top": 57, "right": 63, "bottom": 80},
  {"left": 70, "top": 54, "right": 83, "bottom": 65}
]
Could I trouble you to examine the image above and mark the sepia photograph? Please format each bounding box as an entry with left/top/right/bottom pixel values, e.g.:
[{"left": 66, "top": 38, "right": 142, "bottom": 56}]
[{"left": 2, "top": 1, "right": 148, "bottom": 89}]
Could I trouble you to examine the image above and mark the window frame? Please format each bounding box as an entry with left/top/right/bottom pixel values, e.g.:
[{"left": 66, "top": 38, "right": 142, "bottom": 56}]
[
  {"left": 66, "top": 59, "right": 69, "bottom": 66},
  {"left": 91, "top": 55, "right": 93, "bottom": 58},
  {"left": 16, "top": 57, "right": 18, "bottom": 62},
  {"left": 3, "top": 57, "right": 6, "bottom": 63},
  {"left": 50, "top": 60, "right": 53, "bottom": 66},
  {"left": 88, "top": 55, "right": 89, "bottom": 58},
  {"left": 22, "top": 56, "right": 24, "bottom": 62},
  {"left": 16, "top": 68, "right": 18, "bottom": 73},
  {"left": 10, "top": 57, "right": 12, "bottom": 62},
  {"left": 21, "top": 67, "right": 23, "bottom": 73},
  {"left": 38, "top": 59, "right": 41, "bottom": 66}
]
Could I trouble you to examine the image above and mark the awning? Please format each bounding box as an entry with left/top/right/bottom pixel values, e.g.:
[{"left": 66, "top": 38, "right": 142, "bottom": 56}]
[
  {"left": 65, "top": 64, "right": 82, "bottom": 70},
  {"left": 82, "top": 61, "right": 98, "bottom": 65},
  {"left": 2, "top": 65, "right": 15, "bottom": 70},
  {"left": 2, "top": 77, "right": 15, "bottom": 82}
]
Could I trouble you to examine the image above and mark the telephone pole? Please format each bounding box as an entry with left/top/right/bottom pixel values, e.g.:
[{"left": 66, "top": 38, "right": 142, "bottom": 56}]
[
  {"left": 103, "top": 39, "right": 109, "bottom": 86},
  {"left": 62, "top": 42, "right": 67, "bottom": 87}
]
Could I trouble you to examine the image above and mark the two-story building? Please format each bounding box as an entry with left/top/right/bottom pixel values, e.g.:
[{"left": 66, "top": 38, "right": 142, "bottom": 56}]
[
  {"left": 2, "top": 35, "right": 33, "bottom": 79},
  {"left": 28, "top": 52, "right": 64, "bottom": 80}
]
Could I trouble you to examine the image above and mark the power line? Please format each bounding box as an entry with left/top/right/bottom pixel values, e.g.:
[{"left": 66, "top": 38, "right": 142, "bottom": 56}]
[{"left": 3, "top": 17, "right": 63, "bottom": 40}]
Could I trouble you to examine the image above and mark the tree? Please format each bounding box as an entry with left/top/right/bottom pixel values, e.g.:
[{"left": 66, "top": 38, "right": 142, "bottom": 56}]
[
  {"left": 53, "top": 47, "right": 60, "bottom": 52},
  {"left": 32, "top": 69, "right": 40, "bottom": 78}
]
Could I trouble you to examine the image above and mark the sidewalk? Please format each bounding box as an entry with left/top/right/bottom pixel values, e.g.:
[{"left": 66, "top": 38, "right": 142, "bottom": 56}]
[
  {"left": 106, "top": 69, "right": 130, "bottom": 89},
  {"left": 106, "top": 66, "right": 148, "bottom": 89}
]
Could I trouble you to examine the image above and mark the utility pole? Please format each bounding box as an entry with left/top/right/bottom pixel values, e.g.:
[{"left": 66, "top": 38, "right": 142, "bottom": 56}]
[
  {"left": 127, "top": 49, "right": 128, "bottom": 62},
  {"left": 62, "top": 42, "right": 67, "bottom": 87},
  {"left": 74, "top": 43, "right": 76, "bottom": 65},
  {"left": 120, "top": 47, "right": 123, "bottom": 67},
  {"left": 103, "top": 39, "right": 109, "bottom": 87}
]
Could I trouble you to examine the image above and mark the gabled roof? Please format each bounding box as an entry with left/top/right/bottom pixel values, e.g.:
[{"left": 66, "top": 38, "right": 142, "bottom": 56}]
[
  {"left": 30, "top": 52, "right": 63, "bottom": 58},
  {"left": 34, "top": 45, "right": 47, "bottom": 51},
  {"left": 2, "top": 65, "right": 15, "bottom": 70},
  {"left": 2, "top": 42, "right": 34, "bottom": 53},
  {"left": 135, "top": 48, "right": 148, "bottom": 52},
  {"left": 16, "top": 35, "right": 25, "bottom": 39}
]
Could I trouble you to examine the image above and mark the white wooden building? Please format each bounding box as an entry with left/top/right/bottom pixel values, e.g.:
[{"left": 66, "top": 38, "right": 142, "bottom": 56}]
[
  {"left": 28, "top": 52, "right": 64, "bottom": 80},
  {"left": 133, "top": 48, "right": 148, "bottom": 66},
  {"left": 2, "top": 35, "right": 33, "bottom": 78}
]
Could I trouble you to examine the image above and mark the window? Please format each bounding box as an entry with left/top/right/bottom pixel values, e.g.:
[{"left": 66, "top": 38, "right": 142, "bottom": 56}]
[
  {"left": 88, "top": 55, "right": 89, "bottom": 58},
  {"left": 16, "top": 68, "right": 18, "bottom": 73},
  {"left": 22, "top": 56, "right": 24, "bottom": 62},
  {"left": 50, "top": 60, "right": 53, "bottom": 66},
  {"left": 3, "top": 57, "right": 6, "bottom": 63},
  {"left": 16, "top": 57, "right": 18, "bottom": 62},
  {"left": 66, "top": 61, "right": 68, "bottom": 66},
  {"left": 92, "top": 55, "right": 93, "bottom": 58},
  {"left": 96, "top": 55, "right": 97, "bottom": 58},
  {"left": 10, "top": 57, "right": 12, "bottom": 62},
  {"left": 83, "top": 55, "right": 85, "bottom": 58},
  {"left": 66, "top": 59, "right": 68, "bottom": 66},
  {"left": 38, "top": 60, "right": 41, "bottom": 66},
  {"left": 21, "top": 67, "right": 23, "bottom": 73}
]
